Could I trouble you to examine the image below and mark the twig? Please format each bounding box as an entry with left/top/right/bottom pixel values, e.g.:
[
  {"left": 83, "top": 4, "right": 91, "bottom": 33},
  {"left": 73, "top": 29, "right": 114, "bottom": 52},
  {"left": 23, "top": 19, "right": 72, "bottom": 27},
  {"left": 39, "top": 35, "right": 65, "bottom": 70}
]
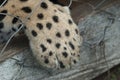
[
  {"left": 0, "top": 0, "right": 8, "bottom": 7},
  {"left": 68, "top": 0, "right": 73, "bottom": 8}
]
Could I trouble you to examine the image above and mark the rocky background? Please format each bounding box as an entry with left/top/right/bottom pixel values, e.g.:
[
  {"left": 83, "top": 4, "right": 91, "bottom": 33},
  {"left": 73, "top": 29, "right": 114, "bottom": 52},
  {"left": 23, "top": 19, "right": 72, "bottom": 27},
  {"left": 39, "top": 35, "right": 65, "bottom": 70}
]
[{"left": 0, "top": 0, "right": 120, "bottom": 80}]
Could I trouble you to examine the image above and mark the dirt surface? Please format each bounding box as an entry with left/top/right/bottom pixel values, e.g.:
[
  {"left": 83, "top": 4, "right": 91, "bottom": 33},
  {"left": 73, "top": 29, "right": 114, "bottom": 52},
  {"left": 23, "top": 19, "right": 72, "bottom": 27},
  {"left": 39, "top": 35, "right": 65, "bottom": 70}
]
[{"left": 93, "top": 64, "right": 120, "bottom": 80}]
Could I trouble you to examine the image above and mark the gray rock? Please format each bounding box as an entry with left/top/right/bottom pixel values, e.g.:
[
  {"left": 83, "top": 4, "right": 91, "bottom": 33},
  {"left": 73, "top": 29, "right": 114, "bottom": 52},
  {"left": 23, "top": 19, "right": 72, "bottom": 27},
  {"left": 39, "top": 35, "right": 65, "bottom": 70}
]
[{"left": 0, "top": 2, "right": 120, "bottom": 80}]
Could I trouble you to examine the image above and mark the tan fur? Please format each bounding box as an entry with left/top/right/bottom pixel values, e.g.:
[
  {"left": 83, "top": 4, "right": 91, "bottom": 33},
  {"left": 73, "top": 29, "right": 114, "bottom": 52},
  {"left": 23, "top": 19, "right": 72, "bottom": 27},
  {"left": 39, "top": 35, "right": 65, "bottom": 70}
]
[{"left": 0, "top": 0, "right": 82, "bottom": 70}]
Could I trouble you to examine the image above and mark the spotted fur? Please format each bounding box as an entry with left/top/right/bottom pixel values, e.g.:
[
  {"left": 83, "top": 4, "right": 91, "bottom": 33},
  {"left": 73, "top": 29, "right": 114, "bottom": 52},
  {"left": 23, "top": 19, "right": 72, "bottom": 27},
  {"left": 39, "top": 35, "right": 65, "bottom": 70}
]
[{"left": 0, "top": 0, "right": 82, "bottom": 70}]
